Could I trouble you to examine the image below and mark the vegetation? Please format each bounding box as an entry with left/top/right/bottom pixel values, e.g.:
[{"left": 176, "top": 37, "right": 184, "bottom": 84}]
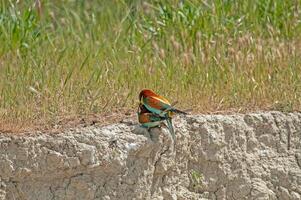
[
  {"left": 190, "top": 170, "right": 204, "bottom": 192},
  {"left": 1, "top": 0, "right": 301, "bottom": 131}
]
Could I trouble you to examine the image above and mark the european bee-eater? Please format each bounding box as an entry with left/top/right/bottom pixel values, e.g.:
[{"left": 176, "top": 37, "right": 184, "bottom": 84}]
[
  {"left": 137, "top": 104, "right": 175, "bottom": 140},
  {"left": 137, "top": 104, "right": 166, "bottom": 129},
  {"left": 138, "top": 89, "right": 188, "bottom": 140},
  {"left": 139, "top": 89, "right": 187, "bottom": 117}
]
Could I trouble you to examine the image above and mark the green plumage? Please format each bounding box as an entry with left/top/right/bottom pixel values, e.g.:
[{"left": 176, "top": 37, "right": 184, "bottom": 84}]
[
  {"left": 165, "top": 114, "right": 175, "bottom": 140},
  {"left": 138, "top": 89, "right": 190, "bottom": 141}
]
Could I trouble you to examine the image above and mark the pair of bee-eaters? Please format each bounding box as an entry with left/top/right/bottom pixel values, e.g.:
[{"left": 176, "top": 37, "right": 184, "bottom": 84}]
[{"left": 138, "top": 89, "right": 188, "bottom": 140}]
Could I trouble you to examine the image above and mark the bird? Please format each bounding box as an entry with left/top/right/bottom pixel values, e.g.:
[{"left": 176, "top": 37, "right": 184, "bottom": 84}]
[
  {"left": 139, "top": 89, "right": 187, "bottom": 117},
  {"left": 137, "top": 104, "right": 166, "bottom": 129},
  {"left": 137, "top": 103, "right": 176, "bottom": 140},
  {"left": 138, "top": 89, "right": 189, "bottom": 140}
]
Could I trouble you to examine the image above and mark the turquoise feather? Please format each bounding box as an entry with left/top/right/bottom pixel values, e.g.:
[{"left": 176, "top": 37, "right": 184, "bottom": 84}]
[{"left": 165, "top": 114, "right": 175, "bottom": 140}]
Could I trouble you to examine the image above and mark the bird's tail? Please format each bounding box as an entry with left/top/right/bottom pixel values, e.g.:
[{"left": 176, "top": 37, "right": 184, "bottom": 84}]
[
  {"left": 170, "top": 101, "right": 192, "bottom": 114},
  {"left": 166, "top": 117, "right": 175, "bottom": 141},
  {"left": 172, "top": 108, "right": 189, "bottom": 115},
  {"left": 159, "top": 107, "right": 191, "bottom": 117}
]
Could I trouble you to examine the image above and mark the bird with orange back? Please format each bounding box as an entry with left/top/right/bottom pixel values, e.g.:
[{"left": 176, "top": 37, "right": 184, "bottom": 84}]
[
  {"left": 138, "top": 89, "right": 189, "bottom": 140},
  {"left": 139, "top": 89, "right": 187, "bottom": 117},
  {"left": 137, "top": 104, "right": 167, "bottom": 129}
]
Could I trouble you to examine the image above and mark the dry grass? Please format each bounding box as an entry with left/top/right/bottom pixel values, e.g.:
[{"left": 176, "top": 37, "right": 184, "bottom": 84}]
[{"left": 0, "top": 0, "right": 301, "bottom": 133}]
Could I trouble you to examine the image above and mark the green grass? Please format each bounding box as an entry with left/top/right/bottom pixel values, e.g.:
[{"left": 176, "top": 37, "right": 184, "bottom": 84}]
[{"left": 1, "top": 0, "right": 301, "bottom": 131}]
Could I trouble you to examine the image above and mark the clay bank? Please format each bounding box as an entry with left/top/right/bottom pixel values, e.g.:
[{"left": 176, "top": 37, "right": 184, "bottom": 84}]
[{"left": 0, "top": 112, "right": 301, "bottom": 200}]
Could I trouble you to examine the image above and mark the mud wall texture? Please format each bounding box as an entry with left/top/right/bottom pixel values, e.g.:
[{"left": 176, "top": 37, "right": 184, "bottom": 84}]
[{"left": 0, "top": 112, "right": 301, "bottom": 200}]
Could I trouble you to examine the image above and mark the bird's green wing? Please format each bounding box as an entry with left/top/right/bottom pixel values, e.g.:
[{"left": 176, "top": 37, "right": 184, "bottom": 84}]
[{"left": 142, "top": 96, "right": 171, "bottom": 116}]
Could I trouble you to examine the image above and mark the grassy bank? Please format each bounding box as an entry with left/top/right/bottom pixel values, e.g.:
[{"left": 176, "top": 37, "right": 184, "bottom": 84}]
[{"left": 0, "top": 0, "right": 301, "bottom": 131}]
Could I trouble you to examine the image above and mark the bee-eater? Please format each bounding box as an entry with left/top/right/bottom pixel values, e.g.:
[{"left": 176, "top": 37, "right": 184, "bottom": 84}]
[
  {"left": 137, "top": 104, "right": 176, "bottom": 140},
  {"left": 137, "top": 104, "right": 166, "bottom": 129},
  {"left": 139, "top": 89, "right": 187, "bottom": 117},
  {"left": 139, "top": 89, "right": 188, "bottom": 140}
]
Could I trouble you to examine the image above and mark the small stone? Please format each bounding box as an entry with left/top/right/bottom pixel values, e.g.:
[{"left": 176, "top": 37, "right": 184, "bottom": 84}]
[{"left": 291, "top": 191, "right": 301, "bottom": 200}]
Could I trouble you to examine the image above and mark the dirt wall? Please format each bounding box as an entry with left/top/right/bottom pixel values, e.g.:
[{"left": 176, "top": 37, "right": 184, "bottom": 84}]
[{"left": 0, "top": 112, "right": 301, "bottom": 199}]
